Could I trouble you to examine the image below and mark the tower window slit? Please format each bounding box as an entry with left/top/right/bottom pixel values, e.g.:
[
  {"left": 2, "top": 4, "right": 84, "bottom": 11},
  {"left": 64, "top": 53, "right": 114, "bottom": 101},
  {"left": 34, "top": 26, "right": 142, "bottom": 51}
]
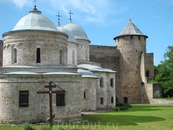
[{"left": 36, "top": 48, "right": 41, "bottom": 63}]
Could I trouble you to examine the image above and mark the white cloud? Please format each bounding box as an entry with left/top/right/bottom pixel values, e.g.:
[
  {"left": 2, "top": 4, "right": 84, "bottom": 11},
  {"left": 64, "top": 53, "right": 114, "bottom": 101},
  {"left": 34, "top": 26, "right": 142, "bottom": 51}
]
[
  {"left": 49, "top": 0, "right": 117, "bottom": 25},
  {"left": 4, "top": 0, "right": 32, "bottom": 9}
]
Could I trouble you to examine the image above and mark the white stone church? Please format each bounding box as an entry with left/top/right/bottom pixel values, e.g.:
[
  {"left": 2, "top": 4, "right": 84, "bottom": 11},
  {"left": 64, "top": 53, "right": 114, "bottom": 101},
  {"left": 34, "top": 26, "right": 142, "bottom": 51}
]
[{"left": 0, "top": 6, "right": 116, "bottom": 123}]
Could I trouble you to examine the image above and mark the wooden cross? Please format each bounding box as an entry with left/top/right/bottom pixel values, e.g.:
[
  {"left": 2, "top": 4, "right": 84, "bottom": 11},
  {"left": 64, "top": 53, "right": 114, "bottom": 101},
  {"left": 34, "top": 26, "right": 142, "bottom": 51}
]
[
  {"left": 56, "top": 12, "right": 62, "bottom": 26},
  {"left": 37, "top": 81, "right": 65, "bottom": 127},
  {"left": 68, "top": 10, "right": 73, "bottom": 22}
]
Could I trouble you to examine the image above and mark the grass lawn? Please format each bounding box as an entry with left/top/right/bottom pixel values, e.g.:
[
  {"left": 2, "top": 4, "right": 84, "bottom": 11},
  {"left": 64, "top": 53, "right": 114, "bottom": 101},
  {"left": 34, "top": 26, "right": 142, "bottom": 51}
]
[{"left": 0, "top": 104, "right": 173, "bottom": 130}]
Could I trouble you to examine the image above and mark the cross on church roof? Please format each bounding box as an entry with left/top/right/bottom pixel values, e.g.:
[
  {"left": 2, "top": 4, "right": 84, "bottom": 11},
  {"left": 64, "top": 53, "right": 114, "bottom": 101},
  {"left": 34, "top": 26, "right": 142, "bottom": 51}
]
[
  {"left": 56, "top": 12, "right": 62, "bottom": 26},
  {"left": 68, "top": 10, "right": 73, "bottom": 22}
]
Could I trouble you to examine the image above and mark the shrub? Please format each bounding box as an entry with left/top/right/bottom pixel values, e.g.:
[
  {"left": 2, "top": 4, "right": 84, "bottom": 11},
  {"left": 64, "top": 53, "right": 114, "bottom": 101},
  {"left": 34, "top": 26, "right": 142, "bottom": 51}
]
[{"left": 23, "top": 123, "right": 34, "bottom": 130}]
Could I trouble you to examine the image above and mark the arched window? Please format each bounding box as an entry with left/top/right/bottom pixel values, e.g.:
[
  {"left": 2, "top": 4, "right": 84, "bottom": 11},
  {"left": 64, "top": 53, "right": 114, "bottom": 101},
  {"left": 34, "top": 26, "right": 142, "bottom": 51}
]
[
  {"left": 111, "top": 97, "right": 114, "bottom": 104},
  {"left": 36, "top": 48, "right": 41, "bottom": 63},
  {"left": 60, "top": 50, "right": 63, "bottom": 64},
  {"left": 110, "top": 78, "right": 114, "bottom": 87},
  {"left": 100, "top": 77, "right": 103, "bottom": 87},
  {"left": 84, "top": 92, "right": 86, "bottom": 99},
  {"left": 101, "top": 97, "right": 104, "bottom": 105},
  {"left": 14, "top": 48, "right": 17, "bottom": 63}
]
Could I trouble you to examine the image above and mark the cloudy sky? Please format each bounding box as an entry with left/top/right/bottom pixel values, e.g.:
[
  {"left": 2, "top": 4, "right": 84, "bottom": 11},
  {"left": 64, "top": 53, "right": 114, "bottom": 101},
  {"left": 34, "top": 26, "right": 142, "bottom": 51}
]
[{"left": 0, "top": 0, "right": 173, "bottom": 65}]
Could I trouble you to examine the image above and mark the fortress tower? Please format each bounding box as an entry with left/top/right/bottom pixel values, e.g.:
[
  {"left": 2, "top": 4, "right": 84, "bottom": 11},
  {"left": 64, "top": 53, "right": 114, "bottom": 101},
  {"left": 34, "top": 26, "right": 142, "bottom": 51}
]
[{"left": 114, "top": 20, "right": 148, "bottom": 104}]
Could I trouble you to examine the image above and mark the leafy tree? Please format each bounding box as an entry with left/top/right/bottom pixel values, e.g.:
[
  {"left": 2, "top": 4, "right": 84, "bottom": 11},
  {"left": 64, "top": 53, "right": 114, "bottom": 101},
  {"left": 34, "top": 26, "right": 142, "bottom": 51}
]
[{"left": 155, "top": 46, "right": 173, "bottom": 97}]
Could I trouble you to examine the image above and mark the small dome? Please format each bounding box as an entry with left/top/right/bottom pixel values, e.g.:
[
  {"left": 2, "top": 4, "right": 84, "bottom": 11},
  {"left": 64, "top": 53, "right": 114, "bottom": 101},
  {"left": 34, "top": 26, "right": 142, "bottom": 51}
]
[
  {"left": 12, "top": 6, "right": 59, "bottom": 32},
  {"left": 63, "top": 22, "right": 89, "bottom": 41},
  {"left": 57, "top": 26, "right": 76, "bottom": 43}
]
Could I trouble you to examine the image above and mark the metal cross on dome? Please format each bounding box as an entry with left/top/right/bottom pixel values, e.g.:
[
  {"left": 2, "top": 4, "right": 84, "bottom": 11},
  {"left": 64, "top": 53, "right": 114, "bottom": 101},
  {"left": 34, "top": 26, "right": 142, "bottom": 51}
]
[
  {"left": 56, "top": 13, "right": 62, "bottom": 26},
  {"left": 37, "top": 81, "right": 66, "bottom": 127},
  {"left": 68, "top": 10, "right": 73, "bottom": 22}
]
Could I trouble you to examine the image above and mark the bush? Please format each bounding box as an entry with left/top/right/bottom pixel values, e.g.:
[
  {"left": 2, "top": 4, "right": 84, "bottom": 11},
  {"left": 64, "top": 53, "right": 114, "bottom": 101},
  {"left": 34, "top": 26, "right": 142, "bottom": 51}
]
[
  {"left": 23, "top": 123, "right": 34, "bottom": 130},
  {"left": 115, "top": 104, "right": 132, "bottom": 111}
]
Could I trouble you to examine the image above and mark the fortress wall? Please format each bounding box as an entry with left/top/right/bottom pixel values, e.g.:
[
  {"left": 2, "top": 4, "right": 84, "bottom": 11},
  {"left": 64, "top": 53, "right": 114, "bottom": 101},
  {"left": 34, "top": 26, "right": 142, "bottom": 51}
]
[
  {"left": 89, "top": 45, "right": 120, "bottom": 104},
  {"left": 145, "top": 53, "right": 155, "bottom": 80}
]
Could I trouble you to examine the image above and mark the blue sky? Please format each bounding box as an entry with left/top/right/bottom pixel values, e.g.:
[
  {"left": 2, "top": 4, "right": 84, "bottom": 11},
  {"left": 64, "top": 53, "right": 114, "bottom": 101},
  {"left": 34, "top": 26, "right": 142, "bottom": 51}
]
[{"left": 0, "top": 0, "right": 173, "bottom": 65}]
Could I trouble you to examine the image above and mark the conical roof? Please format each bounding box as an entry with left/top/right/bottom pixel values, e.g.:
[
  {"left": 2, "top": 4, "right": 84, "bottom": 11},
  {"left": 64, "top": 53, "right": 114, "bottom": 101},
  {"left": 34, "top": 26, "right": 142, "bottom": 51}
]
[{"left": 114, "top": 21, "right": 148, "bottom": 39}]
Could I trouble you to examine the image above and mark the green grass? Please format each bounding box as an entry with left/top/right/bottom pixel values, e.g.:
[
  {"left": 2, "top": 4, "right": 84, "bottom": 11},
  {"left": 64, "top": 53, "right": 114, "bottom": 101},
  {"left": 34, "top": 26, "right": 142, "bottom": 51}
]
[{"left": 0, "top": 104, "right": 173, "bottom": 130}]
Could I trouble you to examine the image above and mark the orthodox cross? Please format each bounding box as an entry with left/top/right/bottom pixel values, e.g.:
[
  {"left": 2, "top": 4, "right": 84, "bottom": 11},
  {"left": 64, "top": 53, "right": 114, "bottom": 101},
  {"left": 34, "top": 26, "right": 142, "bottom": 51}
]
[
  {"left": 68, "top": 10, "right": 73, "bottom": 22},
  {"left": 56, "top": 13, "right": 62, "bottom": 26},
  {"left": 37, "top": 81, "right": 66, "bottom": 127}
]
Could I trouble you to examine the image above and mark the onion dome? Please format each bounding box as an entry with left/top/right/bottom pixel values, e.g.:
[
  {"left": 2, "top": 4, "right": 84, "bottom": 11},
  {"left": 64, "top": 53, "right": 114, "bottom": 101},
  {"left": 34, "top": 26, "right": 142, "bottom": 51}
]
[
  {"left": 63, "top": 22, "right": 90, "bottom": 41},
  {"left": 12, "top": 6, "right": 59, "bottom": 32},
  {"left": 114, "top": 20, "right": 148, "bottom": 39},
  {"left": 57, "top": 26, "right": 76, "bottom": 43}
]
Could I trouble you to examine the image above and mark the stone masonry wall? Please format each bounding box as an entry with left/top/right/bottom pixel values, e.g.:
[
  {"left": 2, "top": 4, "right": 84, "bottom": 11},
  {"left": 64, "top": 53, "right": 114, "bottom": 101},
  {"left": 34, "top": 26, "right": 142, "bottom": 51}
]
[
  {"left": 0, "top": 74, "right": 82, "bottom": 123},
  {"left": 89, "top": 45, "right": 120, "bottom": 104},
  {"left": 3, "top": 31, "right": 68, "bottom": 66}
]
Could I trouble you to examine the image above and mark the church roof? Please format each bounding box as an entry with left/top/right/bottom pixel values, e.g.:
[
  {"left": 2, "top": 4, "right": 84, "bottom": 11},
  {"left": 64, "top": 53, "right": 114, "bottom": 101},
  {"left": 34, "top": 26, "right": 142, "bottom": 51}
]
[
  {"left": 114, "top": 20, "right": 148, "bottom": 39},
  {"left": 63, "top": 22, "right": 90, "bottom": 42},
  {"left": 12, "top": 6, "right": 60, "bottom": 33}
]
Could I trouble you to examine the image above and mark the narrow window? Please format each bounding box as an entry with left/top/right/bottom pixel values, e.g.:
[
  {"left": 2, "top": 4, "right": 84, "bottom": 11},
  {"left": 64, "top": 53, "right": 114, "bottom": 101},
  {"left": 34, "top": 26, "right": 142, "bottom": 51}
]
[
  {"left": 146, "top": 70, "right": 150, "bottom": 77},
  {"left": 144, "top": 37, "right": 146, "bottom": 41},
  {"left": 36, "top": 48, "right": 41, "bottom": 63},
  {"left": 101, "top": 97, "right": 104, "bottom": 105},
  {"left": 19, "top": 91, "right": 29, "bottom": 107},
  {"left": 131, "top": 35, "right": 133, "bottom": 39},
  {"left": 56, "top": 93, "right": 65, "bottom": 106},
  {"left": 60, "top": 50, "right": 63, "bottom": 64},
  {"left": 72, "top": 50, "right": 75, "bottom": 65},
  {"left": 138, "top": 35, "right": 140, "bottom": 40},
  {"left": 14, "top": 48, "right": 17, "bottom": 63},
  {"left": 110, "top": 78, "right": 114, "bottom": 87},
  {"left": 111, "top": 97, "right": 114, "bottom": 104},
  {"left": 84, "top": 92, "right": 86, "bottom": 99},
  {"left": 100, "top": 77, "right": 103, "bottom": 87}
]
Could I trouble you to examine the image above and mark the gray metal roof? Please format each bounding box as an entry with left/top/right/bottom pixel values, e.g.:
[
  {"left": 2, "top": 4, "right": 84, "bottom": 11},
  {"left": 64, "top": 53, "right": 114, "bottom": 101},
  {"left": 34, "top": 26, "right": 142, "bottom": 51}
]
[
  {"left": 77, "top": 64, "right": 116, "bottom": 73},
  {"left": 57, "top": 26, "right": 77, "bottom": 43},
  {"left": 12, "top": 6, "right": 59, "bottom": 32},
  {"left": 78, "top": 69, "right": 98, "bottom": 78},
  {"left": 115, "top": 21, "right": 148, "bottom": 38},
  {"left": 63, "top": 22, "right": 90, "bottom": 41}
]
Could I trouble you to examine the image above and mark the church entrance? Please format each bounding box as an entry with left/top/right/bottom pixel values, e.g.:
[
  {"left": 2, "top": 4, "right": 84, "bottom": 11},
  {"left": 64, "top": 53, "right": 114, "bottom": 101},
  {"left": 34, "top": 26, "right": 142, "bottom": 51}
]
[{"left": 123, "top": 97, "right": 128, "bottom": 104}]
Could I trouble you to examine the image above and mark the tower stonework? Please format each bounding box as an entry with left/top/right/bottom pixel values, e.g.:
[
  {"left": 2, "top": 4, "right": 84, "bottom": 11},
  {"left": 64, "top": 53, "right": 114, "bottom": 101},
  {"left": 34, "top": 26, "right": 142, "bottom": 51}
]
[
  {"left": 90, "top": 21, "right": 155, "bottom": 104},
  {"left": 114, "top": 21, "right": 150, "bottom": 104}
]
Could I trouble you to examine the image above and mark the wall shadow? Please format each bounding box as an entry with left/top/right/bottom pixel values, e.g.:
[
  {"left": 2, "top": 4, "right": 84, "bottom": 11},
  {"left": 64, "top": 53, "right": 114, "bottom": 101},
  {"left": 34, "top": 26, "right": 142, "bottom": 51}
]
[{"left": 82, "top": 114, "right": 165, "bottom": 126}]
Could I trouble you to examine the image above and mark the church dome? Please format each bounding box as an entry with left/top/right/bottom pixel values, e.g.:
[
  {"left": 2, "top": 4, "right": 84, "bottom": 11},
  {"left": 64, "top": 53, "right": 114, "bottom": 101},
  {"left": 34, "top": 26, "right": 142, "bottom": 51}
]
[
  {"left": 63, "top": 22, "right": 90, "bottom": 41},
  {"left": 12, "top": 6, "right": 59, "bottom": 32},
  {"left": 57, "top": 26, "right": 76, "bottom": 43}
]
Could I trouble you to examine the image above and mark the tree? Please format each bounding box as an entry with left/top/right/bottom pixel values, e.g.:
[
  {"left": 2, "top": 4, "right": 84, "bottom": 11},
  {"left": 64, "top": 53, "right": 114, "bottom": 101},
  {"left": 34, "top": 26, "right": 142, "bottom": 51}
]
[{"left": 155, "top": 46, "right": 173, "bottom": 97}]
